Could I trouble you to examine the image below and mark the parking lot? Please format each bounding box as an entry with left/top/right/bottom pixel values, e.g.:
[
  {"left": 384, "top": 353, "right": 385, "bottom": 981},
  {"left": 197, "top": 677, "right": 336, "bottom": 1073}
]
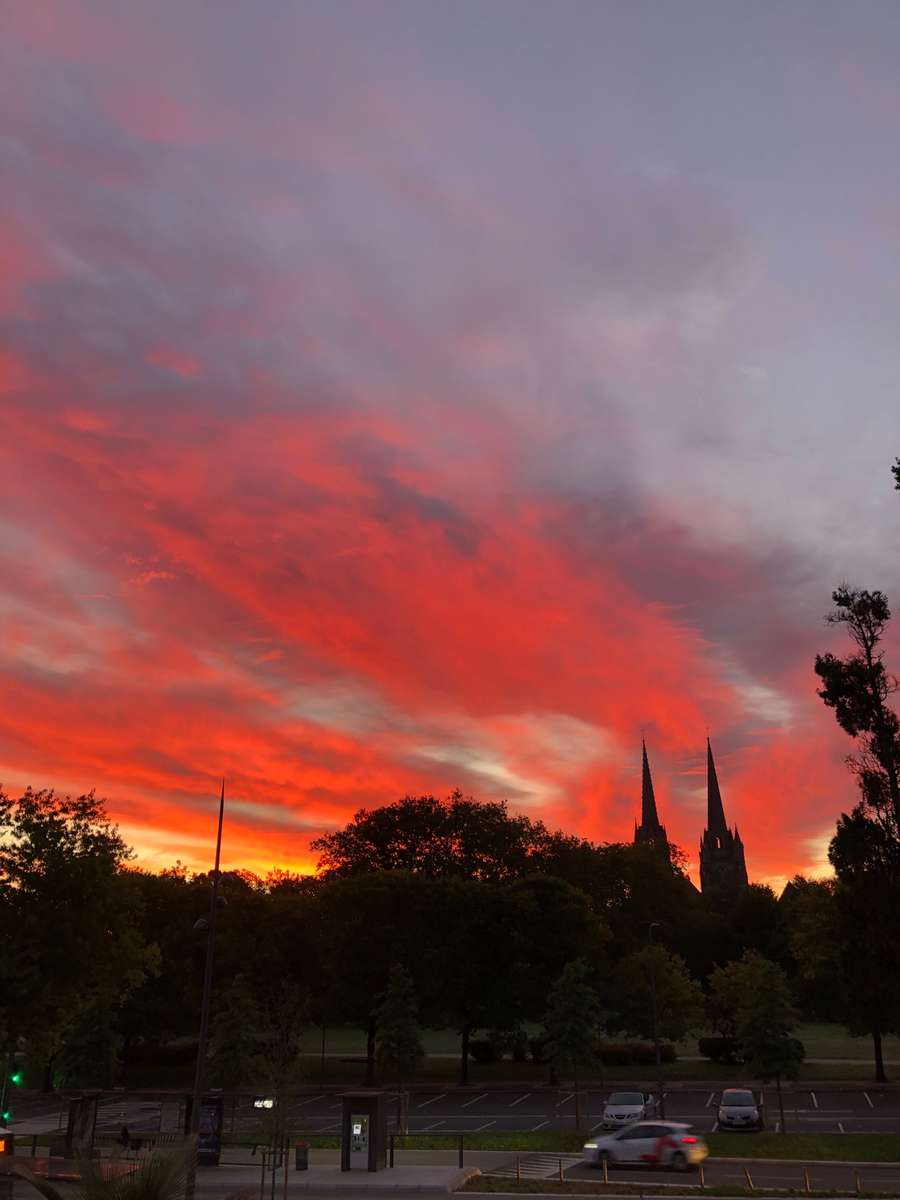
[{"left": 276, "top": 1085, "right": 900, "bottom": 1136}]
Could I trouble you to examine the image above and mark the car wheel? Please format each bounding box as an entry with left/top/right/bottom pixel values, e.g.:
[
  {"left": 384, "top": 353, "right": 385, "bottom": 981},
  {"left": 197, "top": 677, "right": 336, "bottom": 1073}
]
[{"left": 670, "top": 1152, "right": 688, "bottom": 1172}]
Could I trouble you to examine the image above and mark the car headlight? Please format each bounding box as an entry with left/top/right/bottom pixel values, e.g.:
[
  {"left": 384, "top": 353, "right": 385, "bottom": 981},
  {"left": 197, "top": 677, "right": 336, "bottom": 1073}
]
[{"left": 584, "top": 1143, "right": 597, "bottom": 1150}]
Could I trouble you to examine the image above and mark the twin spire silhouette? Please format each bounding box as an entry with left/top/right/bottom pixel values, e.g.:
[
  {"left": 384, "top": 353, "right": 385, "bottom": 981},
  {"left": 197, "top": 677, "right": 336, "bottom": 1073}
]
[{"left": 634, "top": 738, "right": 749, "bottom": 896}]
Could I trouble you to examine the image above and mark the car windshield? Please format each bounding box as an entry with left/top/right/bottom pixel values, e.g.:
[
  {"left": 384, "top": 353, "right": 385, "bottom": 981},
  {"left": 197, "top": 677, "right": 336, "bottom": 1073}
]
[
  {"left": 607, "top": 1093, "right": 644, "bottom": 1105},
  {"left": 723, "top": 1091, "right": 755, "bottom": 1106}
]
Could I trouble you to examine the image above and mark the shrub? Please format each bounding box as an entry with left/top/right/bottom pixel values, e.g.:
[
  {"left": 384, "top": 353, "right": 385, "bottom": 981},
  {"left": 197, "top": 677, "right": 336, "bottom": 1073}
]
[
  {"left": 469, "top": 1038, "right": 499, "bottom": 1064},
  {"left": 528, "top": 1035, "right": 549, "bottom": 1064},
  {"left": 698, "top": 1036, "right": 743, "bottom": 1063}
]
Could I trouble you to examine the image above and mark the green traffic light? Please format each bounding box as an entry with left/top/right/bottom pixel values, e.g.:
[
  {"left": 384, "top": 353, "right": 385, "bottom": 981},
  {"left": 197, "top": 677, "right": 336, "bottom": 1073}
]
[
  {"left": 1, "top": 1110, "right": 9, "bottom": 1123},
  {"left": 9, "top": 1072, "right": 21, "bottom": 1086}
]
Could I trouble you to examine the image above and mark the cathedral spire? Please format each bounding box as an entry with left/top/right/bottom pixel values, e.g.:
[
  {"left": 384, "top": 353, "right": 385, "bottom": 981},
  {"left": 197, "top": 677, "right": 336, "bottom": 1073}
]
[
  {"left": 707, "top": 738, "right": 728, "bottom": 836},
  {"left": 641, "top": 738, "right": 660, "bottom": 829},
  {"left": 634, "top": 739, "right": 668, "bottom": 852},
  {"left": 700, "top": 738, "right": 748, "bottom": 898}
]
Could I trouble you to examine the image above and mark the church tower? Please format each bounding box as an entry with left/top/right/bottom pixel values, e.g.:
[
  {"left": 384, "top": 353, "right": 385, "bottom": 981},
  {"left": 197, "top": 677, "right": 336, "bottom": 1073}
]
[
  {"left": 699, "top": 739, "right": 748, "bottom": 897},
  {"left": 634, "top": 740, "right": 669, "bottom": 854}
]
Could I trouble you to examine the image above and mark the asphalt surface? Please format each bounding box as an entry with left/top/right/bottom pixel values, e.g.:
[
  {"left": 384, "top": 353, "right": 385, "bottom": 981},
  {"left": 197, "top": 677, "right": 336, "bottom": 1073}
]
[{"left": 66, "top": 1085, "right": 900, "bottom": 1137}]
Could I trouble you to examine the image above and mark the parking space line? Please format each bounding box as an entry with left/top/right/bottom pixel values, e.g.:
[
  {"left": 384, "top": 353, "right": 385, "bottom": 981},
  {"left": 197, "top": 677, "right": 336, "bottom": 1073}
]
[
  {"left": 839, "top": 1122, "right": 845, "bottom": 1133},
  {"left": 555, "top": 1093, "right": 574, "bottom": 1107},
  {"left": 296, "top": 1094, "right": 325, "bottom": 1106},
  {"left": 774, "top": 1119, "right": 780, "bottom": 1133},
  {"left": 474, "top": 1121, "right": 496, "bottom": 1132},
  {"left": 591, "top": 1121, "right": 605, "bottom": 1131},
  {"left": 416, "top": 1093, "right": 446, "bottom": 1109},
  {"left": 461, "top": 1093, "right": 488, "bottom": 1108},
  {"left": 508, "top": 1093, "right": 532, "bottom": 1107},
  {"left": 532, "top": 1120, "right": 549, "bottom": 1131},
  {"left": 423, "top": 1120, "right": 445, "bottom": 1131},
  {"left": 711, "top": 1121, "right": 718, "bottom": 1132},
  {"left": 323, "top": 1123, "right": 340, "bottom": 1133},
  {"left": 810, "top": 1091, "right": 818, "bottom": 1109},
  {"left": 328, "top": 1101, "right": 343, "bottom": 1109},
  {"left": 864, "top": 1091, "right": 874, "bottom": 1108},
  {"left": 706, "top": 1091, "right": 715, "bottom": 1108}
]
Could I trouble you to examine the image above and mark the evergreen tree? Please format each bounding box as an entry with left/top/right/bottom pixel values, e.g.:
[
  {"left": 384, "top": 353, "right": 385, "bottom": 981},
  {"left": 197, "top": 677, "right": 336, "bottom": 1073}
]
[{"left": 542, "top": 960, "right": 602, "bottom": 1129}]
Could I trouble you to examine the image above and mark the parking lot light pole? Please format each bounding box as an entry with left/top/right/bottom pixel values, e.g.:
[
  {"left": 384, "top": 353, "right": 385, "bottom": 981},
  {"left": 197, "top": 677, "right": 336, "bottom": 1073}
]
[
  {"left": 647, "top": 921, "right": 665, "bottom": 1118},
  {"left": 185, "top": 780, "right": 226, "bottom": 1200}
]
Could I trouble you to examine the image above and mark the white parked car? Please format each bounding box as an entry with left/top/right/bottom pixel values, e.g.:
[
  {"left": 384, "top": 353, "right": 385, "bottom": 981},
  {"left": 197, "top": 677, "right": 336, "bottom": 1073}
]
[
  {"left": 717, "top": 1088, "right": 763, "bottom": 1130},
  {"left": 600, "top": 1091, "right": 656, "bottom": 1129},
  {"left": 584, "top": 1121, "right": 709, "bottom": 1171}
]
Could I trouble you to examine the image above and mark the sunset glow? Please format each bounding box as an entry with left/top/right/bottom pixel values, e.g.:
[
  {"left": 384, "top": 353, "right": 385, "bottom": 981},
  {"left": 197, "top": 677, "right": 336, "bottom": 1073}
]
[{"left": 2, "top": 1, "right": 900, "bottom": 889}]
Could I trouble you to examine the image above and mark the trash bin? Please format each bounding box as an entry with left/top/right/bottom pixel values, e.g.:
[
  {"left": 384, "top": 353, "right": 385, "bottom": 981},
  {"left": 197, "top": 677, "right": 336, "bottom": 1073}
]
[{"left": 295, "top": 1143, "right": 309, "bottom": 1171}]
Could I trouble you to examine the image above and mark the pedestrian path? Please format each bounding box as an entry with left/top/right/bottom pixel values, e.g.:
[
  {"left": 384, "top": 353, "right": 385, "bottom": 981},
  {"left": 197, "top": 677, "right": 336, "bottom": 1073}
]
[{"left": 488, "top": 1152, "right": 583, "bottom": 1179}]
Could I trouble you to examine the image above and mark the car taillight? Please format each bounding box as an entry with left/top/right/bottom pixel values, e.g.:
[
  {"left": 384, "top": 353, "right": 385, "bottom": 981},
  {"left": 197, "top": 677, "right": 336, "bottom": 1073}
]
[{"left": 681, "top": 1136, "right": 697, "bottom": 1144}]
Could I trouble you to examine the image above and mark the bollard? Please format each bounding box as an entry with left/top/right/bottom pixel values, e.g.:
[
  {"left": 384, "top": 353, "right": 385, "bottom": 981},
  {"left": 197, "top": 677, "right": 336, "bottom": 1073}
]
[
  {"left": 804, "top": 1167, "right": 811, "bottom": 1194},
  {"left": 698, "top": 1163, "right": 705, "bottom": 1189},
  {"left": 743, "top": 1166, "right": 754, "bottom": 1192},
  {"left": 603, "top": 1157, "right": 609, "bottom": 1185},
  {"left": 558, "top": 1158, "right": 564, "bottom": 1183}
]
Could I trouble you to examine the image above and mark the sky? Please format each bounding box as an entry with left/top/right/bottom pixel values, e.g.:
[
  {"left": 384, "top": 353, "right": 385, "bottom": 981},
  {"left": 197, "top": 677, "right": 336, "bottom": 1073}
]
[{"left": 2, "top": 0, "right": 900, "bottom": 889}]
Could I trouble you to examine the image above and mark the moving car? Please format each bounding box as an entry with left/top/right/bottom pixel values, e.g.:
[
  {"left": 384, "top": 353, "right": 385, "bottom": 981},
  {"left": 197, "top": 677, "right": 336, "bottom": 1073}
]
[
  {"left": 600, "top": 1091, "right": 655, "bottom": 1129},
  {"left": 717, "top": 1088, "right": 763, "bottom": 1130},
  {"left": 583, "top": 1121, "right": 708, "bottom": 1171}
]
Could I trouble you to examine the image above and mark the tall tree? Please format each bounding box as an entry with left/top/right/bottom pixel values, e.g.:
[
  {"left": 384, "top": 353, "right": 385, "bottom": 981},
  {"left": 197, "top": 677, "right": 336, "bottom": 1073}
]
[
  {"left": 376, "top": 963, "right": 424, "bottom": 1131},
  {"left": 815, "top": 586, "right": 900, "bottom": 830},
  {"left": 0, "top": 788, "right": 150, "bottom": 1089},
  {"left": 829, "top": 811, "right": 900, "bottom": 1081},
  {"left": 729, "top": 954, "right": 804, "bottom": 1131},
  {"left": 542, "top": 960, "right": 602, "bottom": 1129},
  {"left": 610, "top": 944, "right": 703, "bottom": 1045},
  {"left": 311, "top": 791, "right": 560, "bottom": 881}
]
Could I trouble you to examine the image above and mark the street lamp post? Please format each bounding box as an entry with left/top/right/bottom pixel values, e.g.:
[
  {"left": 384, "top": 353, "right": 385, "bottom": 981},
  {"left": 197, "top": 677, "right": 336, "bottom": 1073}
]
[
  {"left": 647, "top": 921, "right": 666, "bottom": 1119},
  {"left": 185, "top": 780, "right": 226, "bottom": 1200}
]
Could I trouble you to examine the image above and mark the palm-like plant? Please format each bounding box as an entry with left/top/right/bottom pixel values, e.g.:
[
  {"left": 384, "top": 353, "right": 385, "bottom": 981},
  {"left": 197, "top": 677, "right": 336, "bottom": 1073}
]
[{"left": 12, "top": 1149, "right": 189, "bottom": 1200}]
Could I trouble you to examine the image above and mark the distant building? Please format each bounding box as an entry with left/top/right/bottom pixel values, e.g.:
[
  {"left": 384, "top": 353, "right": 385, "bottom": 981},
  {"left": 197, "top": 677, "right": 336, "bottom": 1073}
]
[
  {"left": 633, "top": 740, "right": 670, "bottom": 856},
  {"left": 699, "top": 739, "right": 748, "bottom": 898}
]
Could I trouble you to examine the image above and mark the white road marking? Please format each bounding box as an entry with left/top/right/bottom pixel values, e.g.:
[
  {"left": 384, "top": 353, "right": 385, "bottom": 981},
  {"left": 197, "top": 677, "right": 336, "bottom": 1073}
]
[
  {"left": 591, "top": 1121, "right": 606, "bottom": 1131},
  {"left": 297, "top": 1094, "right": 325, "bottom": 1106},
  {"left": 423, "top": 1120, "right": 445, "bottom": 1131},
  {"left": 864, "top": 1091, "right": 874, "bottom": 1108},
  {"left": 473, "top": 1121, "right": 496, "bottom": 1132},
  {"left": 323, "top": 1123, "right": 340, "bottom": 1132},
  {"left": 775, "top": 1119, "right": 780, "bottom": 1133},
  {"left": 508, "top": 1093, "right": 532, "bottom": 1107},
  {"left": 415, "top": 1093, "right": 446, "bottom": 1109},
  {"left": 554, "top": 1093, "right": 575, "bottom": 1107},
  {"left": 460, "top": 1093, "right": 488, "bottom": 1108},
  {"left": 838, "top": 1122, "right": 845, "bottom": 1133},
  {"left": 711, "top": 1121, "right": 718, "bottom": 1132},
  {"left": 328, "top": 1101, "right": 343, "bottom": 1110},
  {"left": 532, "top": 1120, "right": 549, "bottom": 1131},
  {"left": 706, "top": 1091, "right": 716, "bottom": 1108},
  {"left": 810, "top": 1091, "right": 818, "bottom": 1108}
]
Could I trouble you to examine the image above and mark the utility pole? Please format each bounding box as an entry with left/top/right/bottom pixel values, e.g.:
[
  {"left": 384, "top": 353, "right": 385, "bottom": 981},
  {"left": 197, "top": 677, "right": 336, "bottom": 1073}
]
[
  {"left": 647, "top": 922, "right": 666, "bottom": 1119},
  {"left": 185, "top": 780, "right": 226, "bottom": 1200}
]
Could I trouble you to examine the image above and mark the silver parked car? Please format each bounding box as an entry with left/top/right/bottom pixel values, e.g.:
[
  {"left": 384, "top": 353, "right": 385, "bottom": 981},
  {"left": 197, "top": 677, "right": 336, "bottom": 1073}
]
[
  {"left": 600, "top": 1090, "right": 656, "bottom": 1129},
  {"left": 717, "top": 1088, "right": 763, "bottom": 1130},
  {"left": 584, "top": 1121, "right": 709, "bottom": 1171}
]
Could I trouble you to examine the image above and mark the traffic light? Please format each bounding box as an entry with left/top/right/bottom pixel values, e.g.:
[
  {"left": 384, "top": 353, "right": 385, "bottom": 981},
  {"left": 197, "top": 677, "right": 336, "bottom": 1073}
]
[{"left": 8, "top": 1072, "right": 21, "bottom": 1088}]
